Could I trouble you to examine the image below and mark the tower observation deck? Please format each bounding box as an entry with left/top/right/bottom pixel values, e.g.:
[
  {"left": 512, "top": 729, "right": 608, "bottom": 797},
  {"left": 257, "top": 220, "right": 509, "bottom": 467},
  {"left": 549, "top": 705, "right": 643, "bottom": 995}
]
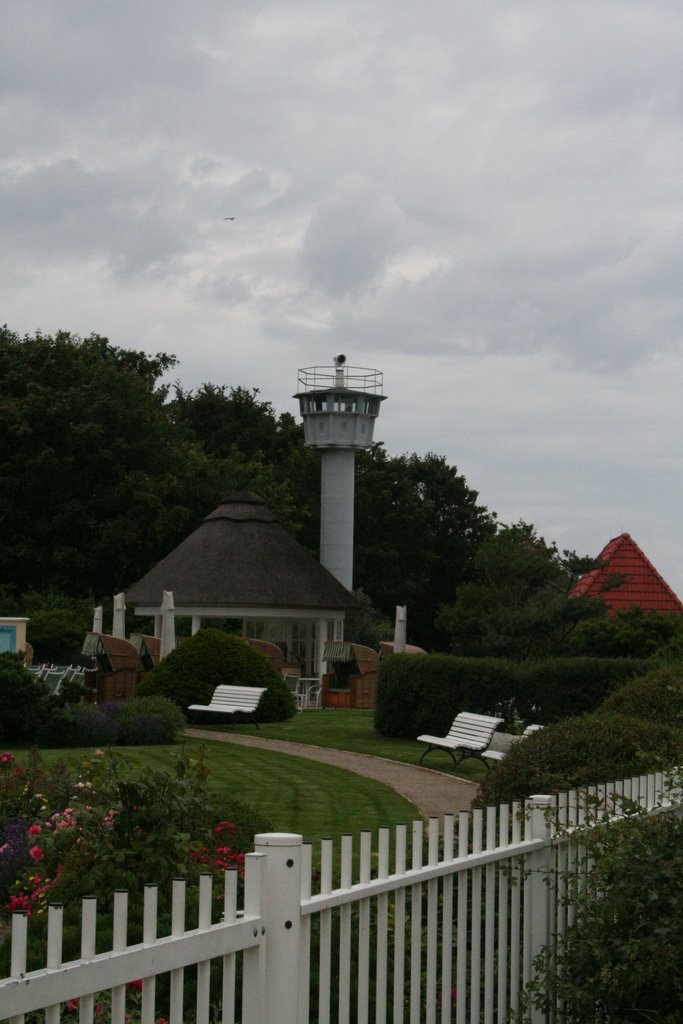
[{"left": 295, "top": 357, "right": 386, "bottom": 590}]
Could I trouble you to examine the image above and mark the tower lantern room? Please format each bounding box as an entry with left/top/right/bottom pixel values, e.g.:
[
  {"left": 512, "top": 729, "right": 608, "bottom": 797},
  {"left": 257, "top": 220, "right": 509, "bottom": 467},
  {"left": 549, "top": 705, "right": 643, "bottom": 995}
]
[{"left": 295, "top": 356, "right": 386, "bottom": 591}]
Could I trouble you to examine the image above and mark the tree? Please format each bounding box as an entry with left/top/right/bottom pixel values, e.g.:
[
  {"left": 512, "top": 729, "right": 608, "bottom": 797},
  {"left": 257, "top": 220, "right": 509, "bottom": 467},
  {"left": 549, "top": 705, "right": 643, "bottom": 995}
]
[
  {"left": 436, "top": 521, "right": 605, "bottom": 659},
  {"left": 353, "top": 448, "right": 496, "bottom": 649},
  {"left": 568, "top": 605, "right": 683, "bottom": 658},
  {"left": 0, "top": 327, "right": 211, "bottom": 598},
  {"left": 169, "top": 382, "right": 320, "bottom": 545}
]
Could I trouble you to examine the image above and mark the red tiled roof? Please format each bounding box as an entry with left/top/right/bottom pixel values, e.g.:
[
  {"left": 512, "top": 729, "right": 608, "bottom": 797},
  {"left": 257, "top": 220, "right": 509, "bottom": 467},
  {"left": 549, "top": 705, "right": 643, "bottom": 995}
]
[{"left": 571, "top": 533, "right": 683, "bottom": 615}]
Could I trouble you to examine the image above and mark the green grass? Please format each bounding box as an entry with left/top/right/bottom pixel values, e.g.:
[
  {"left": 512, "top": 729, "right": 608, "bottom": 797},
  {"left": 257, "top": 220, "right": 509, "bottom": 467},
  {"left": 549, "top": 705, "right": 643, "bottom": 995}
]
[
  {"left": 9, "top": 739, "right": 419, "bottom": 863},
  {"left": 192, "top": 708, "right": 487, "bottom": 785}
]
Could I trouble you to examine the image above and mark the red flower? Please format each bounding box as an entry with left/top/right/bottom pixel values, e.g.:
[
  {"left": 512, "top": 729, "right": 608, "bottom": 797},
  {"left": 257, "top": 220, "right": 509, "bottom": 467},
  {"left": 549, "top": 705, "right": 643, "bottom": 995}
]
[
  {"left": 127, "top": 978, "right": 143, "bottom": 991},
  {"left": 29, "top": 846, "right": 44, "bottom": 862}
]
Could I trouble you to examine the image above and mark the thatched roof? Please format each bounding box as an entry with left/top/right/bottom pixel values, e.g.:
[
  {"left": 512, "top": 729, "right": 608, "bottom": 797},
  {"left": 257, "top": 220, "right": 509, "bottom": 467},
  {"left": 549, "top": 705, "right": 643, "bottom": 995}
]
[{"left": 126, "top": 492, "right": 359, "bottom": 612}]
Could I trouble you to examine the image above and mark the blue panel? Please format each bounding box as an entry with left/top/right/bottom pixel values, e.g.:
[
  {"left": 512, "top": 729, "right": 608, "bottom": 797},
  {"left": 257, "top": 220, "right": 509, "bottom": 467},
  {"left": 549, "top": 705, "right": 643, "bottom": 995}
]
[{"left": 0, "top": 625, "right": 17, "bottom": 653}]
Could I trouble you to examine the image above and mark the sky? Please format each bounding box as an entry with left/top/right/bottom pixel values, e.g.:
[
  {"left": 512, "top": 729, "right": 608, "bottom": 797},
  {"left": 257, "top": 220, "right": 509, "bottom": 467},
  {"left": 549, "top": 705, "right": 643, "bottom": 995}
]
[{"left": 2, "top": 1, "right": 683, "bottom": 596}]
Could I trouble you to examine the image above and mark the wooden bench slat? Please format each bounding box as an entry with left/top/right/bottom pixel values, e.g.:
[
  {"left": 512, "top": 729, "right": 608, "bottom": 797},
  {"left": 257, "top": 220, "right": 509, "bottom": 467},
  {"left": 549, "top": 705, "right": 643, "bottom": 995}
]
[{"left": 188, "top": 685, "right": 267, "bottom": 723}]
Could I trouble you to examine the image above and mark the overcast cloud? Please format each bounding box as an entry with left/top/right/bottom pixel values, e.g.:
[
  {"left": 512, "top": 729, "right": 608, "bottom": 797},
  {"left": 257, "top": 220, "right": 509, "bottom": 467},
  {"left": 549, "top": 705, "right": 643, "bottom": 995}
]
[{"left": 2, "top": 1, "right": 682, "bottom": 596}]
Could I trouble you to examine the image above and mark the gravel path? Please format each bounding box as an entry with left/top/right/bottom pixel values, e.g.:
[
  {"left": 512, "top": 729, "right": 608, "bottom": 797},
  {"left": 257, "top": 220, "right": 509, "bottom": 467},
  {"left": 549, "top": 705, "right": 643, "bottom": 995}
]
[{"left": 184, "top": 728, "right": 479, "bottom": 821}]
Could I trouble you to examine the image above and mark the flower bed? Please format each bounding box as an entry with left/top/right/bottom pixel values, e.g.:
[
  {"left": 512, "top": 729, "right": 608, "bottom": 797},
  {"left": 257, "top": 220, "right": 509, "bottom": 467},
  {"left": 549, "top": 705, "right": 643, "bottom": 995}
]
[{"left": 0, "top": 746, "right": 268, "bottom": 923}]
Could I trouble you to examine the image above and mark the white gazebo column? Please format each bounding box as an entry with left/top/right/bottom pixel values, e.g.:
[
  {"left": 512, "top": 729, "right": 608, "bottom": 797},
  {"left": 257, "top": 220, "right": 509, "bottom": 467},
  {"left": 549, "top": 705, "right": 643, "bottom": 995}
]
[{"left": 192, "top": 616, "right": 202, "bottom": 635}]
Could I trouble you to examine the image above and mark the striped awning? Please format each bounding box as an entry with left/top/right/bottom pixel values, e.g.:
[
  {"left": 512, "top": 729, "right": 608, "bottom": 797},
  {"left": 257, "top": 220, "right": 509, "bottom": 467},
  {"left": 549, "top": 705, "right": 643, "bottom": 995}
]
[{"left": 323, "top": 640, "right": 355, "bottom": 662}]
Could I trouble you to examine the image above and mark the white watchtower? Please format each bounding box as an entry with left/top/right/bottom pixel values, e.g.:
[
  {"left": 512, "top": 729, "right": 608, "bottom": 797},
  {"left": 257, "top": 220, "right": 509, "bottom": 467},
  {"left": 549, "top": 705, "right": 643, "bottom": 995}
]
[{"left": 295, "top": 356, "right": 386, "bottom": 590}]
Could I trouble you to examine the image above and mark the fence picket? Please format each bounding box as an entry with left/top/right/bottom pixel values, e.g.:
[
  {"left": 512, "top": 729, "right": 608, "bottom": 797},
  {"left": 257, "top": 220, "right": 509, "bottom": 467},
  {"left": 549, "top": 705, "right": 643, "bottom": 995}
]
[
  {"left": 470, "top": 808, "right": 484, "bottom": 1023},
  {"left": 317, "top": 837, "right": 333, "bottom": 1024},
  {"left": 338, "top": 833, "right": 353, "bottom": 1024},
  {"left": 375, "top": 827, "right": 390, "bottom": 1024},
  {"left": 196, "top": 873, "right": 213, "bottom": 1024},
  {"left": 441, "top": 814, "right": 455, "bottom": 1024},
  {"left": 393, "top": 823, "right": 407, "bottom": 1024},
  {"left": 455, "top": 811, "right": 468, "bottom": 1024},
  {"left": 141, "top": 884, "right": 158, "bottom": 1024},
  {"left": 78, "top": 896, "right": 97, "bottom": 1024},
  {"left": 357, "top": 830, "right": 372, "bottom": 1024}
]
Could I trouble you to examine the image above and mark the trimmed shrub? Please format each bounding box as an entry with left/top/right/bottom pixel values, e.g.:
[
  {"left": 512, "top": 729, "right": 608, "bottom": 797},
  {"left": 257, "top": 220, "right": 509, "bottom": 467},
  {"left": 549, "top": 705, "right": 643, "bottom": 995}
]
[
  {"left": 598, "top": 662, "right": 683, "bottom": 722},
  {"left": 117, "top": 695, "right": 186, "bottom": 745},
  {"left": 477, "top": 712, "right": 683, "bottom": 805},
  {"left": 32, "top": 697, "right": 186, "bottom": 748},
  {"left": 374, "top": 653, "right": 651, "bottom": 738},
  {"left": 136, "top": 629, "right": 296, "bottom": 722},
  {"left": 0, "top": 653, "right": 50, "bottom": 742},
  {"left": 374, "top": 654, "right": 517, "bottom": 737}
]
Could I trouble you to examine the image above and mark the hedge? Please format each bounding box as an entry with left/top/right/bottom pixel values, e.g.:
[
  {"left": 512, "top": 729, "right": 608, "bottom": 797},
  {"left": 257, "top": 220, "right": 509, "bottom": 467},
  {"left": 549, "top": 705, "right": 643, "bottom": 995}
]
[{"left": 374, "top": 654, "right": 650, "bottom": 737}]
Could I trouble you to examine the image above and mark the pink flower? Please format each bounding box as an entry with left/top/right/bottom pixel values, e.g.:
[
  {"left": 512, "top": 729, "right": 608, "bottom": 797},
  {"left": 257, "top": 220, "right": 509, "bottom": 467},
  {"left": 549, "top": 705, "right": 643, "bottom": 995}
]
[
  {"left": 28, "top": 824, "right": 42, "bottom": 836},
  {"left": 94, "top": 749, "right": 103, "bottom": 756},
  {"left": 94, "top": 1004, "right": 102, "bottom": 1015},
  {"left": 66, "top": 998, "right": 79, "bottom": 1012},
  {"left": 29, "top": 846, "right": 44, "bottom": 862}
]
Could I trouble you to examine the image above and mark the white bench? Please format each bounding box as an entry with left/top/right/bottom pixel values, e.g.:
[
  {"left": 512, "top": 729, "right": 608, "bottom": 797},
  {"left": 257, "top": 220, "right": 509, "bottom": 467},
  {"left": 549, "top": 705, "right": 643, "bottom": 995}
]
[
  {"left": 188, "top": 685, "right": 267, "bottom": 726},
  {"left": 481, "top": 724, "right": 544, "bottom": 763},
  {"left": 417, "top": 711, "right": 504, "bottom": 769}
]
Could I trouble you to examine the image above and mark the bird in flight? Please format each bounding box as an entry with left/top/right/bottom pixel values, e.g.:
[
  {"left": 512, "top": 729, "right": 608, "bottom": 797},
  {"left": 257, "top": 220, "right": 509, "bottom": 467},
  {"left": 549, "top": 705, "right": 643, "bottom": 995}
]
[{"left": 223, "top": 216, "right": 236, "bottom": 221}]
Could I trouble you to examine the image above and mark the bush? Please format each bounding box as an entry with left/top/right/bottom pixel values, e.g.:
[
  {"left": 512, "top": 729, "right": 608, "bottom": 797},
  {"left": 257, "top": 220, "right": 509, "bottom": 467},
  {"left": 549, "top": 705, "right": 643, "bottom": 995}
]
[
  {"left": 374, "top": 653, "right": 650, "bottom": 737},
  {"left": 477, "top": 712, "right": 683, "bottom": 805},
  {"left": 599, "top": 661, "right": 683, "bottom": 722},
  {"left": 534, "top": 807, "right": 683, "bottom": 1021},
  {"left": 0, "top": 746, "right": 271, "bottom": 933},
  {"left": 0, "top": 653, "right": 50, "bottom": 742},
  {"left": 117, "top": 695, "right": 186, "bottom": 745},
  {"left": 136, "top": 629, "right": 296, "bottom": 722},
  {"left": 33, "top": 697, "right": 187, "bottom": 748}
]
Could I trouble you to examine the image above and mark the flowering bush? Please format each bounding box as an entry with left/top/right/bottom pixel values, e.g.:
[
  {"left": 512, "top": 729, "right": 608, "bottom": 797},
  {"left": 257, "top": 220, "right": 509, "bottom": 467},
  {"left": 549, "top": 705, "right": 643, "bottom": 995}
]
[{"left": 1, "top": 746, "right": 269, "bottom": 920}]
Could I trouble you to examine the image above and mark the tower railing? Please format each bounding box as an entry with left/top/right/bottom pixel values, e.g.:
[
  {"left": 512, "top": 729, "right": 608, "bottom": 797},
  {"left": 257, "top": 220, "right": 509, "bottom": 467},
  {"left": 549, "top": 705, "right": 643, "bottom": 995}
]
[{"left": 297, "top": 365, "right": 384, "bottom": 394}]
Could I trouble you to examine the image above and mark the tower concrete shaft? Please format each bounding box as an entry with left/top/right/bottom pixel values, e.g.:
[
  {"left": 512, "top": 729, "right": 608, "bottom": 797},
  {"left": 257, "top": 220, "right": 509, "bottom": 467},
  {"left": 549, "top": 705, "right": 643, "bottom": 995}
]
[{"left": 295, "top": 359, "right": 386, "bottom": 590}]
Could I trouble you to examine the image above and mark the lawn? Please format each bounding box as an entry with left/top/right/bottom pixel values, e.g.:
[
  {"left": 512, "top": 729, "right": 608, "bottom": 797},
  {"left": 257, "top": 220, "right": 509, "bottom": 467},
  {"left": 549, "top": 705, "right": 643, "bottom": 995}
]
[
  {"left": 190, "top": 708, "right": 488, "bottom": 784},
  {"left": 10, "top": 738, "right": 419, "bottom": 862}
]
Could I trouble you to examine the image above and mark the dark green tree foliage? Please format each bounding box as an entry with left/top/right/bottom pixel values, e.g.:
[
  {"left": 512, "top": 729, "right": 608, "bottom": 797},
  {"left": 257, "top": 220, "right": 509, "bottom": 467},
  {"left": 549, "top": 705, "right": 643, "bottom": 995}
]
[
  {"left": 343, "top": 589, "right": 393, "bottom": 649},
  {"left": 137, "top": 628, "right": 296, "bottom": 721},
  {"left": 569, "top": 604, "right": 683, "bottom": 657},
  {"left": 20, "top": 590, "right": 93, "bottom": 664},
  {"left": 0, "top": 652, "right": 53, "bottom": 741},
  {"left": 0, "top": 327, "right": 214, "bottom": 598},
  {"left": 476, "top": 712, "right": 683, "bottom": 805},
  {"left": 535, "top": 809, "right": 683, "bottom": 1021},
  {"left": 354, "top": 448, "right": 496, "bottom": 649},
  {"left": 169, "top": 382, "right": 320, "bottom": 548},
  {"left": 436, "top": 520, "right": 605, "bottom": 659}
]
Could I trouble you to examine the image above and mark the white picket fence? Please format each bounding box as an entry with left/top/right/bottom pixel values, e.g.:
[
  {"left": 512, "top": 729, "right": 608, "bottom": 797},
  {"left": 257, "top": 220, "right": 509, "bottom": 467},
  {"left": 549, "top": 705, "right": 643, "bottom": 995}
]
[{"left": 1, "top": 769, "right": 679, "bottom": 1024}]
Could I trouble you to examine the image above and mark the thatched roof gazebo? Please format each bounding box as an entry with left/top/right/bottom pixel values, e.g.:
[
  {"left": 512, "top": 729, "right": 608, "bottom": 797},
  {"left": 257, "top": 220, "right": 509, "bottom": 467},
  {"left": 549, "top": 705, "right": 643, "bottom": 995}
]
[{"left": 125, "top": 492, "right": 359, "bottom": 678}]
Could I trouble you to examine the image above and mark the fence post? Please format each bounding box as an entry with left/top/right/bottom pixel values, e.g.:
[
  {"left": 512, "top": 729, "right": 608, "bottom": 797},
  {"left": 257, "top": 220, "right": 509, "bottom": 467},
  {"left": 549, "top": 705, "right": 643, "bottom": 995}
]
[
  {"left": 254, "top": 832, "right": 303, "bottom": 1024},
  {"left": 527, "top": 795, "right": 555, "bottom": 1024}
]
